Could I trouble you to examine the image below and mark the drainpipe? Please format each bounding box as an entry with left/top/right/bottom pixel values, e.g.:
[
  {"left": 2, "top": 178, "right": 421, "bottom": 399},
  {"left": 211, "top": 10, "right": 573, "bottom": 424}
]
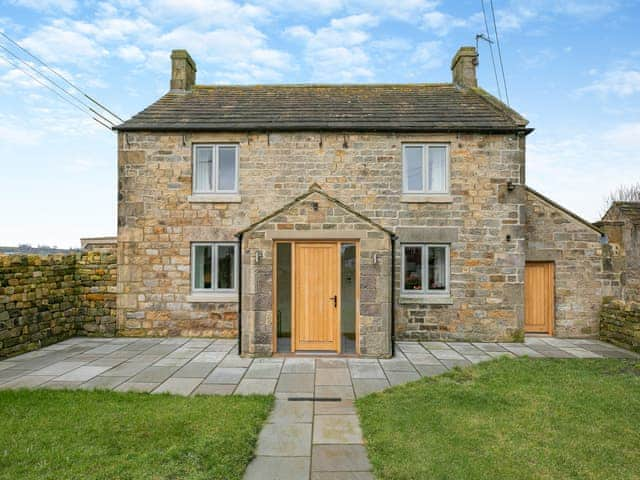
[
  {"left": 237, "top": 232, "right": 243, "bottom": 356},
  {"left": 390, "top": 234, "right": 397, "bottom": 357}
]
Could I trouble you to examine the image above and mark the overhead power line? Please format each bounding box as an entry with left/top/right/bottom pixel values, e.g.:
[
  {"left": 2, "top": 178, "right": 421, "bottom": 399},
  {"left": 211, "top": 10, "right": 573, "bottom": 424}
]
[
  {"left": 480, "top": 0, "right": 502, "bottom": 101},
  {"left": 0, "top": 29, "right": 123, "bottom": 124},
  {"left": 489, "top": 0, "right": 510, "bottom": 105},
  {"left": 0, "top": 50, "right": 112, "bottom": 130},
  {"left": 0, "top": 43, "right": 115, "bottom": 127}
]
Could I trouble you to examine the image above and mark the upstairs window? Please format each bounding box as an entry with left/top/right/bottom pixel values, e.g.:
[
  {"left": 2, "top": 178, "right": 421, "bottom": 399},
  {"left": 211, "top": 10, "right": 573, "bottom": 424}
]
[
  {"left": 402, "top": 144, "right": 449, "bottom": 194},
  {"left": 402, "top": 244, "right": 450, "bottom": 294},
  {"left": 192, "top": 243, "right": 238, "bottom": 293},
  {"left": 193, "top": 144, "right": 238, "bottom": 193}
]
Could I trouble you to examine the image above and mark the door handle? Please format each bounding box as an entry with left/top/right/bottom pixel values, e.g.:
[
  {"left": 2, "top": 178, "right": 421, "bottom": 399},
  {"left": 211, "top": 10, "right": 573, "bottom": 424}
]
[{"left": 330, "top": 295, "right": 337, "bottom": 308}]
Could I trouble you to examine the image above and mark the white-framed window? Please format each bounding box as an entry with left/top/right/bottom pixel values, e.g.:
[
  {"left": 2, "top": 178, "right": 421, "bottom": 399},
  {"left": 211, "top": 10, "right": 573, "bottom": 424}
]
[
  {"left": 191, "top": 243, "right": 238, "bottom": 293},
  {"left": 402, "top": 144, "right": 449, "bottom": 194},
  {"left": 193, "top": 144, "right": 239, "bottom": 194},
  {"left": 401, "top": 244, "right": 450, "bottom": 294}
]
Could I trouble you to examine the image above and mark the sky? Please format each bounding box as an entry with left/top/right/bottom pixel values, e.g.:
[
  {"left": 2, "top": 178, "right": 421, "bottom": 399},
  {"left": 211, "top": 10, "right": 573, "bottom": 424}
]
[{"left": 1, "top": 0, "right": 639, "bottom": 248}]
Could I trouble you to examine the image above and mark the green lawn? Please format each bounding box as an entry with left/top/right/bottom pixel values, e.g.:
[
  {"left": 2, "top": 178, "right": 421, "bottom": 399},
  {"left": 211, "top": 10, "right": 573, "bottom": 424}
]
[
  {"left": 357, "top": 358, "right": 640, "bottom": 480},
  {"left": 0, "top": 389, "right": 273, "bottom": 480}
]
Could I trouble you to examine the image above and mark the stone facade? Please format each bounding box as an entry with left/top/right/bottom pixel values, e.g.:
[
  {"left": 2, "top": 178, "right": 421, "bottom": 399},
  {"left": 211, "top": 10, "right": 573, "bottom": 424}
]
[
  {"left": 597, "top": 203, "right": 640, "bottom": 302},
  {"left": 600, "top": 298, "right": 640, "bottom": 352},
  {"left": 0, "top": 246, "right": 116, "bottom": 358},
  {"left": 524, "top": 189, "right": 603, "bottom": 337},
  {"left": 117, "top": 130, "right": 527, "bottom": 350}
]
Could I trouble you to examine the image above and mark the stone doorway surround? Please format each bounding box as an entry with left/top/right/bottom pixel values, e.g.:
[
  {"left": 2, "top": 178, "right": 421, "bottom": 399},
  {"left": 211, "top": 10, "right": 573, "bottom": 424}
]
[{"left": 237, "top": 184, "right": 394, "bottom": 358}]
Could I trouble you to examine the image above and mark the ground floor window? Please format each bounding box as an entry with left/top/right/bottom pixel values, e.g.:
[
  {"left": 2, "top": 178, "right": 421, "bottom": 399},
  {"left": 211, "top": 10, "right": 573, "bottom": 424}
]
[
  {"left": 192, "top": 243, "right": 238, "bottom": 292},
  {"left": 402, "top": 244, "right": 449, "bottom": 294}
]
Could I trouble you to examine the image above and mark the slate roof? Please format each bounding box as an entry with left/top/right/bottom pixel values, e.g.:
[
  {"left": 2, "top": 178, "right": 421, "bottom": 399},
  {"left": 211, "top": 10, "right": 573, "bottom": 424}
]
[
  {"left": 610, "top": 202, "right": 640, "bottom": 225},
  {"left": 114, "top": 84, "right": 530, "bottom": 133}
]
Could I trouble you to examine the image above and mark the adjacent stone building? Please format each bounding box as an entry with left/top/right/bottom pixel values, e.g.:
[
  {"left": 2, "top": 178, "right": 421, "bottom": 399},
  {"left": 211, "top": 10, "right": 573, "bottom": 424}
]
[{"left": 113, "top": 46, "right": 607, "bottom": 357}]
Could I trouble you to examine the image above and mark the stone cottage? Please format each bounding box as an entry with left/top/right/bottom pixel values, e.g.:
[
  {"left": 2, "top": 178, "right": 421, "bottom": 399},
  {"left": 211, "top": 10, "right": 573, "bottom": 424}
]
[{"left": 113, "top": 46, "right": 605, "bottom": 357}]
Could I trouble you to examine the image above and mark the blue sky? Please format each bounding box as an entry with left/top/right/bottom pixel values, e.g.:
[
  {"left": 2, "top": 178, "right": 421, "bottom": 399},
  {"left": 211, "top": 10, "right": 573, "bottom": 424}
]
[{"left": 1, "top": 0, "right": 639, "bottom": 248}]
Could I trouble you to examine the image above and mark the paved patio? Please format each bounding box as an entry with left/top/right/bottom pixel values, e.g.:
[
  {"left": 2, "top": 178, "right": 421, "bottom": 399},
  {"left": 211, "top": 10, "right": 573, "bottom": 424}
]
[{"left": 0, "top": 336, "right": 637, "bottom": 480}]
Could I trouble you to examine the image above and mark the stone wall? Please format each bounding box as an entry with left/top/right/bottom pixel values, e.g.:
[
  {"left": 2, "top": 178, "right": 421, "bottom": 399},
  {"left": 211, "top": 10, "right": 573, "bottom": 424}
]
[
  {"left": 525, "top": 189, "right": 603, "bottom": 337},
  {"left": 0, "top": 247, "right": 117, "bottom": 358},
  {"left": 117, "top": 131, "right": 526, "bottom": 344},
  {"left": 600, "top": 298, "right": 640, "bottom": 352}
]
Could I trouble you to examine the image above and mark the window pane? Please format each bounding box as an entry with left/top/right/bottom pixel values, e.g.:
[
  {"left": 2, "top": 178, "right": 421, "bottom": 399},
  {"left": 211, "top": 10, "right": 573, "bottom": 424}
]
[
  {"left": 404, "top": 146, "right": 424, "bottom": 191},
  {"left": 403, "top": 246, "right": 423, "bottom": 291},
  {"left": 341, "top": 243, "right": 357, "bottom": 354},
  {"left": 428, "top": 146, "right": 447, "bottom": 192},
  {"left": 217, "top": 245, "right": 235, "bottom": 289},
  {"left": 428, "top": 246, "right": 447, "bottom": 291},
  {"left": 276, "top": 243, "right": 292, "bottom": 353},
  {"left": 217, "top": 146, "right": 237, "bottom": 191},
  {"left": 194, "top": 245, "right": 212, "bottom": 289},
  {"left": 195, "top": 147, "right": 213, "bottom": 192}
]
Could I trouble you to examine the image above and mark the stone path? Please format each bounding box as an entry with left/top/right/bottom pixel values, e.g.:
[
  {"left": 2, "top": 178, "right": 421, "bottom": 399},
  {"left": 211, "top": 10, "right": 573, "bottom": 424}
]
[{"left": 0, "top": 336, "right": 637, "bottom": 479}]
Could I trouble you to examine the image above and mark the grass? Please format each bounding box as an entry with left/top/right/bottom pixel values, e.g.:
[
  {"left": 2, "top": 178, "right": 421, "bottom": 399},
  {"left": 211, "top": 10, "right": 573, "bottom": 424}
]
[
  {"left": 357, "top": 358, "right": 640, "bottom": 480},
  {"left": 0, "top": 389, "right": 273, "bottom": 480}
]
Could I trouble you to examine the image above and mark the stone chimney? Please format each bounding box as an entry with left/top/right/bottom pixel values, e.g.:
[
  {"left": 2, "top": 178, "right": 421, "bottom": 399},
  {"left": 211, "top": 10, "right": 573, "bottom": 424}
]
[
  {"left": 451, "top": 46, "right": 478, "bottom": 88},
  {"left": 170, "top": 49, "right": 196, "bottom": 91}
]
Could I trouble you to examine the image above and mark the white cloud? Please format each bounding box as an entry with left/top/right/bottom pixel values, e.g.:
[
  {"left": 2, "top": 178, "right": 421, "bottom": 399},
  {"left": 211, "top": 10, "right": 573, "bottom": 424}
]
[
  {"left": 20, "top": 22, "right": 109, "bottom": 65},
  {"left": 8, "top": 0, "right": 77, "bottom": 14},
  {"left": 422, "top": 11, "right": 467, "bottom": 35},
  {"left": 143, "top": 0, "right": 269, "bottom": 25},
  {"left": 603, "top": 123, "right": 640, "bottom": 148},
  {"left": 411, "top": 40, "right": 444, "bottom": 70},
  {"left": 116, "top": 45, "right": 146, "bottom": 63},
  {"left": 578, "top": 69, "right": 640, "bottom": 96}
]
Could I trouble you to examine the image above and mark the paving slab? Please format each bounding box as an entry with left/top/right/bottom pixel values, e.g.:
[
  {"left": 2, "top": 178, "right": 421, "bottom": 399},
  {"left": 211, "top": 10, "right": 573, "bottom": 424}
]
[
  {"left": 379, "top": 359, "right": 416, "bottom": 372},
  {"left": 276, "top": 373, "right": 315, "bottom": 393},
  {"left": 79, "top": 376, "right": 129, "bottom": 390},
  {"left": 314, "top": 399, "right": 357, "bottom": 415},
  {"left": 129, "top": 366, "right": 179, "bottom": 384},
  {"left": 256, "top": 423, "right": 312, "bottom": 456},
  {"left": 311, "top": 472, "right": 374, "bottom": 480},
  {"left": 316, "top": 368, "right": 351, "bottom": 386},
  {"left": 282, "top": 358, "right": 316, "bottom": 373},
  {"left": 153, "top": 377, "right": 202, "bottom": 396},
  {"left": 0, "top": 375, "right": 56, "bottom": 389},
  {"left": 415, "top": 364, "right": 449, "bottom": 377},
  {"left": 349, "top": 363, "right": 386, "bottom": 379},
  {"left": 57, "top": 366, "right": 110, "bottom": 382},
  {"left": 115, "top": 382, "right": 159, "bottom": 393},
  {"left": 41, "top": 381, "right": 84, "bottom": 390},
  {"left": 315, "top": 385, "right": 355, "bottom": 400},
  {"left": 311, "top": 445, "right": 371, "bottom": 472},
  {"left": 173, "top": 362, "right": 216, "bottom": 378},
  {"left": 235, "top": 378, "right": 277, "bottom": 395},
  {"left": 32, "top": 361, "right": 87, "bottom": 376},
  {"left": 316, "top": 358, "right": 347, "bottom": 368},
  {"left": 244, "top": 456, "right": 310, "bottom": 480},
  {"left": 204, "top": 367, "right": 246, "bottom": 384},
  {"left": 352, "top": 379, "right": 389, "bottom": 398},
  {"left": 219, "top": 355, "right": 253, "bottom": 368},
  {"left": 268, "top": 399, "right": 313, "bottom": 424},
  {"left": 193, "top": 384, "right": 235, "bottom": 396},
  {"left": 245, "top": 363, "right": 282, "bottom": 379},
  {"left": 101, "top": 362, "right": 149, "bottom": 377},
  {"left": 313, "top": 415, "right": 363, "bottom": 444}
]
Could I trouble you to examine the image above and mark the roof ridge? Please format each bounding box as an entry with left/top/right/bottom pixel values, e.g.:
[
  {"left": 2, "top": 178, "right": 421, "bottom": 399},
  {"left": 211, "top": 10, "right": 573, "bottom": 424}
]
[
  {"left": 192, "top": 83, "right": 454, "bottom": 89},
  {"left": 469, "top": 87, "right": 529, "bottom": 127}
]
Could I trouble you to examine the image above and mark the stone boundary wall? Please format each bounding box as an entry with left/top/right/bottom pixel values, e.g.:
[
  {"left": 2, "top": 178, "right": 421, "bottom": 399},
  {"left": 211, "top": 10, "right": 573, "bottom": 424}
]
[
  {"left": 600, "top": 299, "right": 640, "bottom": 353},
  {"left": 0, "top": 248, "right": 116, "bottom": 358}
]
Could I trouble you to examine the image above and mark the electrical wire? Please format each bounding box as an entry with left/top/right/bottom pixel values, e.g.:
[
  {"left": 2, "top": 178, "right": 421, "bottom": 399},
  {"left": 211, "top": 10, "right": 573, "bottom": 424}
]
[
  {"left": 0, "top": 30, "right": 123, "bottom": 123},
  {"left": 489, "top": 0, "right": 510, "bottom": 105},
  {"left": 0, "top": 50, "right": 112, "bottom": 130},
  {"left": 0, "top": 43, "right": 115, "bottom": 127},
  {"left": 480, "top": 0, "right": 502, "bottom": 101}
]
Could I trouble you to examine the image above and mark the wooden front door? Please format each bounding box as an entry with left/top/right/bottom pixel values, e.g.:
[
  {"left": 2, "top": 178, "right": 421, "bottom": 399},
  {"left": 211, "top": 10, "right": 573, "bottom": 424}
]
[
  {"left": 524, "top": 262, "right": 555, "bottom": 334},
  {"left": 294, "top": 242, "right": 339, "bottom": 351}
]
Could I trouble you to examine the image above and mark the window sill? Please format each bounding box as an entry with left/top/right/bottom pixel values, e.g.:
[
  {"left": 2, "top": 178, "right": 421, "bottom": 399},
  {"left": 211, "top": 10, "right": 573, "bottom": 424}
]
[
  {"left": 399, "top": 295, "right": 453, "bottom": 305},
  {"left": 188, "top": 193, "right": 241, "bottom": 203},
  {"left": 186, "top": 293, "right": 239, "bottom": 303},
  {"left": 400, "top": 194, "right": 453, "bottom": 204}
]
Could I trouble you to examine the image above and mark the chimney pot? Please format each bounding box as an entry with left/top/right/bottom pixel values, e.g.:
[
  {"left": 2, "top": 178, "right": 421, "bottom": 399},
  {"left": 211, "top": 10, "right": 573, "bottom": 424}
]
[
  {"left": 170, "top": 49, "right": 197, "bottom": 91},
  {"left": 451, "top": 46, "right": 478, "bottom": 88}
]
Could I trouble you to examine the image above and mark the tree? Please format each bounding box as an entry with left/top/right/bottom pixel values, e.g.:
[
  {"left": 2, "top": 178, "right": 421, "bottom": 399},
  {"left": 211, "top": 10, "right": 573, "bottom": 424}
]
[{"left": 602, "top": 182, "right": 640, "bottom": 216}]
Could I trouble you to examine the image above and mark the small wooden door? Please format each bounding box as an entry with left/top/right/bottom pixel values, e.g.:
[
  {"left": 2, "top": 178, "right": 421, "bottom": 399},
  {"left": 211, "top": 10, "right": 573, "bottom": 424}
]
[
  {"left": 525, "top": 262, "right": 554, "bottom": 334},
  {"left": 294, "top": 242, "right": 339, "bottom": 351}
]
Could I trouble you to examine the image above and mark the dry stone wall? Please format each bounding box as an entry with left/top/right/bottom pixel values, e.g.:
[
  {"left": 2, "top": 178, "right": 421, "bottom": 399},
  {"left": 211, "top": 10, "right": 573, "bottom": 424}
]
[
  {"left": 0, "top": 248, "right": 116, "bottom": 358},
  {"left": 600, "top": 299, "right": 640, "bottom": 352}
]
